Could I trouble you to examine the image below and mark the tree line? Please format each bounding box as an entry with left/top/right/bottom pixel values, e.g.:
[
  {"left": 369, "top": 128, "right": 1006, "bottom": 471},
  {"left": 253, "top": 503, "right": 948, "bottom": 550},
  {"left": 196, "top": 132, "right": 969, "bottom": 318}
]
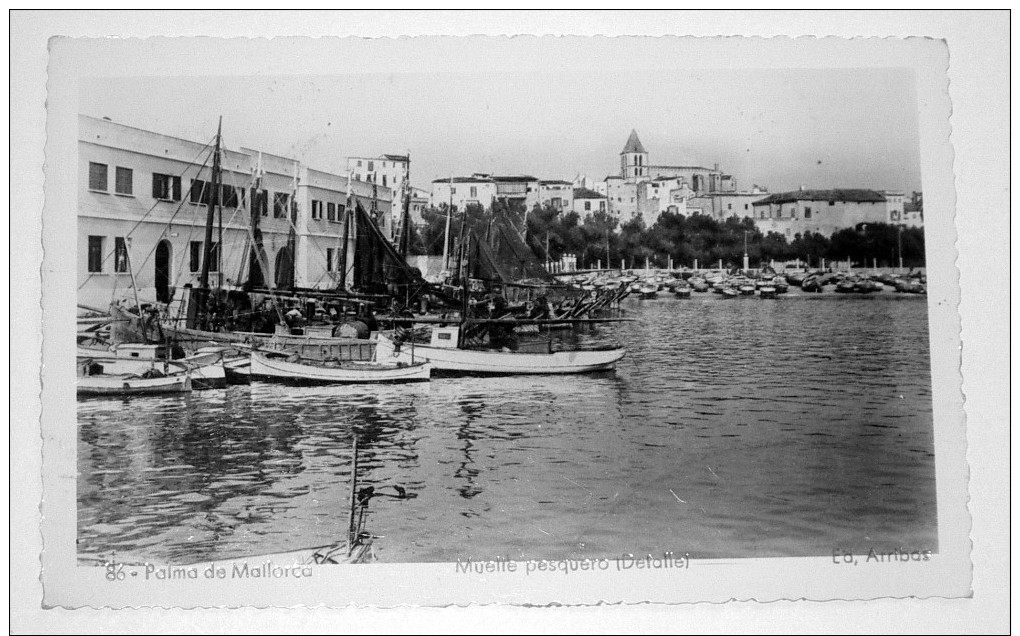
[{"left": 407, "top": 202, "right": 926, "bottom": 270}]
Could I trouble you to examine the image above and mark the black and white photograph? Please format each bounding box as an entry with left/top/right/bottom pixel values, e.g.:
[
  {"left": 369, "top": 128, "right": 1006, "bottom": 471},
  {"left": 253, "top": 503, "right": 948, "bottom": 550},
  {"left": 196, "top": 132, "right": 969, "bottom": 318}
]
[{"left": 16, "top": 10, "right": 1007, "bottom": 629}]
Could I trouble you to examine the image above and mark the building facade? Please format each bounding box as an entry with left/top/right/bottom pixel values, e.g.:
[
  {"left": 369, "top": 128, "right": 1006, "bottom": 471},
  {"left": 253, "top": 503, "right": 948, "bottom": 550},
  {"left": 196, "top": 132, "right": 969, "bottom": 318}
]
[
  {"left": 750, "top": 188, "right": 890, "bottom": 238},
  {"left": 686, "top": 187, "right": 770, "bottom": 221},
  {"left": 429, "top": 176, "right": 498, "bottom": 211},
  {"left": 78, "top": 115, "right": 390, "bottom": 310},
  {"left": 606, "top": 130, "right": 729, "bottom": 226},
  {"left": 571, "top": 187, "right": 608, "bottom": 217},
  {"left": 491, "top": 175, "right": 540, "bottom": 210},
  {"left": 346, "top": 154, "right": 409, "bottom": 238},
  {"left": 537, "top": 180, "right": 574, "bottom": 211}
]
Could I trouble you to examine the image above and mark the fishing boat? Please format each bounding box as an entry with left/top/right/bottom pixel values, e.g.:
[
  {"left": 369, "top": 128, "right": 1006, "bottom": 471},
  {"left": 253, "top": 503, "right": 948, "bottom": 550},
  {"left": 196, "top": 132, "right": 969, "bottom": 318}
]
[
  {"left": 77, "top": 365, "right": 192, "bottom": 397},
  {"left": 375, "top": 326, "right": 624, "bottom": 375},
  {"left": 249, "top": 351, "right": 430, "bottom": 384},
  {"left": 801, "top": 275, "right": 824, "bottom": 293},
  {"left": 834, "top": 279, "right": 857, "bottom": 294},
  {"left": 759, "top": 285, "right": 778, "bottom": 299},
  {"left": 674, "top": 285, "right": 692, "bottom": 299},
  {"left": 689, "top": 278, "right": 710, "bottom": 292},
  {"left": 720, "top": 286, "right": 739, "bottom": 299},
  {"left": 79, "top": 337, "right": 227, "bottom": 389},
  {"left": 635, "top": 284, "right": 658, "bottom": 299}
]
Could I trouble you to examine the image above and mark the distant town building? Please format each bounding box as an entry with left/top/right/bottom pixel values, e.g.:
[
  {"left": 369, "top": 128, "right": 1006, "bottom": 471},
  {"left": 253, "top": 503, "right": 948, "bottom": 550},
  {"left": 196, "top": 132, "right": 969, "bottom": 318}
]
[
  {"left": 491, "top": 175, "right": 540, "bottom": 209},
  {"left": 751, "top": 188, "right": 892, "bottom": 238},
  {"left": 686, "top": 185, "right": 770, "bottom": 221},
  {"left": 537, "top": 180, "right": 574, "bottom": 211},
  {"left": 881, "top": 190, "right": 907, "bottom": 224},
  {"left": 608, "top": 130, "right": 730, "bottom": 224},
  {"left": 346, "top": 154, "right": 409, "bottom": 238},
  {"left": 407, "top": 186, "right": 430, "bottom": 228},
  {"left": 571, "top": 187, "right": 608, "bottom": 217},
  {"left": 79, "top": 115, "right": 390, "bottom": 309},
  {"left": 429, "top": 175, "right": 497, "bottom": 211},
  {"left": 898, "top": 191, "right": 924, "bottom": 228}
]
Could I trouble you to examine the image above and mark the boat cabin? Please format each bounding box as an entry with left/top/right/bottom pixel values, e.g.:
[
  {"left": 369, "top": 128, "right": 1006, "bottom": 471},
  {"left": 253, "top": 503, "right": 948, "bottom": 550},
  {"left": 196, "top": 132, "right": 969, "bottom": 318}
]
[{"left": 429, "top": 326, "right": 461, "bottom": 349}]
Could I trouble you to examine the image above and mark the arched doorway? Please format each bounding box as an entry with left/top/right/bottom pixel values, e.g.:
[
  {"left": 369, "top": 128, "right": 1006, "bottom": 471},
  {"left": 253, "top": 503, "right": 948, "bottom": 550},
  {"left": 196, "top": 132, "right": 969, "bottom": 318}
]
[
  {"left": 155, "top": 240, "right": 173, "bottom": 303},
  {"left": 274, "top": 246, "right": 294, "bottom": 290}
]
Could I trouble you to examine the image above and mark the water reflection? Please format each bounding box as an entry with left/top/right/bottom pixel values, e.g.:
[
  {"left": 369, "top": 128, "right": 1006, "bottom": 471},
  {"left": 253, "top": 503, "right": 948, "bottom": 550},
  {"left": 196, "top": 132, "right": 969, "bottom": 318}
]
[{"left": 79, "top": 296, "right": 935, "bottom": 563}]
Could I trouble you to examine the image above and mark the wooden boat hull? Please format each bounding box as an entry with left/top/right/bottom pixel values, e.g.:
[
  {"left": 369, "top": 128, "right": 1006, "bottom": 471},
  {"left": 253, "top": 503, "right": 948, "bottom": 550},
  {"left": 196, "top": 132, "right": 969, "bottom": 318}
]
[
  {"left": 250, "top": 352, "right": 430, "bottom": 384},
  {"left": 376, "top": 335, "right": 625, "bottom": 375},
  {"left": 77, "top": 373, "right": 192, "bottom": 396}
]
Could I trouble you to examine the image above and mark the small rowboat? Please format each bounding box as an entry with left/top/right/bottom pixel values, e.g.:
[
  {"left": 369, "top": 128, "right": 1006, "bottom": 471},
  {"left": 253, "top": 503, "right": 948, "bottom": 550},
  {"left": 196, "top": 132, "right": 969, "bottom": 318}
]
[
  {"left": 635, "top": 285, "right": 658, "bottom": 299},
  {"left": 674, "top": 286, "right": 692, "bottom": 299},
  {"left": 249, "top": 352, "right": 431, "bottom": 384},
  {"left": 759, "top": 285, "right": 778, "bottom": 299}
]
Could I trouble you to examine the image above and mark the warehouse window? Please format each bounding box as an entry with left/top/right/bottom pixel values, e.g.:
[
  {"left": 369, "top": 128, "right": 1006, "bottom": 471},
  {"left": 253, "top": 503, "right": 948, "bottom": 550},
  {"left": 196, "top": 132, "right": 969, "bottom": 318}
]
[
  {"left": 273, "top": 192, "right": 290, "bottom": 218},
  {"left": 87, "top": 236, "right": 104, "bottom": 272},
  {"left": 115, "top": 167, "right": 133, "bottom": 196},
  {"left": 88, "top": 162, "right": 108, "bottom": 192},
  {"left": 114, "top": 237, "right": 129, "bottom": 273},
  {"left": 152, "top": 173, "right": 182, "bottom": 201},
  {"left": 311, "top": 200, "right": 323, "bottom": 220},
  {"left": 190, "top": 179, "right": 211, "bottom": 205},
  {"left": 327, "top": 202, "right": 337, "bottom": 222},
  {"left": 220, "top": 184, "right": 239, "bottom": 209}
]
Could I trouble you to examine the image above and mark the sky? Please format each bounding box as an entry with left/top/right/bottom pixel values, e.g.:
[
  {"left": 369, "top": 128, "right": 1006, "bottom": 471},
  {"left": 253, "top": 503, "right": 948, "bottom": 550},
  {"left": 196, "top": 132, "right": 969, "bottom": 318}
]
[{"left": 80, "top": 67, "right": 921, "bottom": 194}]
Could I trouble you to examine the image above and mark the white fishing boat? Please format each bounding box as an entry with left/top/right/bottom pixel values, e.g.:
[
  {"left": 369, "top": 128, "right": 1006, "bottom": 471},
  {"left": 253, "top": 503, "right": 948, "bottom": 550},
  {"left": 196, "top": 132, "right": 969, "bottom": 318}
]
[
  {"left": 375, "top": 327, "right": 625, "bottom": 375},
  {"left": 249, "top": 351, "right": 431, "bottom": 384},
  {"left": 78, "top": 341, "right": 227, "bottom": 390},
  {"left": 77, "top": 371, "right": 192, "bottom": 397}
]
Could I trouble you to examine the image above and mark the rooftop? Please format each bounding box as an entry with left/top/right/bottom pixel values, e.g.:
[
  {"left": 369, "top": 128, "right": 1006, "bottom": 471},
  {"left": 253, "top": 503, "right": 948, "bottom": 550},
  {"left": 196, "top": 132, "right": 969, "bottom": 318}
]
[
  {"left": 751, "top": 189, "right": 887, "bottom": 205},
  {"left": 650, "top": 164, "right": 718, "bottom": 172},
  {"left": 431, "top": 176, "right": 494, "bottom": 184},
  {"left": 383, "top": 154, "right": 409, "bottom": 162},
  {"left": 573, "top": 187, "right": 606, "bottom": 199},
  {"left": 491, "top": 175, "right": 538, "bottom": 182},
  {"left": 539, "top": 179, "right": 573, "bottom": 186},
  {"left": 621, "top": 129, "right": 647, "bottom": 155}
]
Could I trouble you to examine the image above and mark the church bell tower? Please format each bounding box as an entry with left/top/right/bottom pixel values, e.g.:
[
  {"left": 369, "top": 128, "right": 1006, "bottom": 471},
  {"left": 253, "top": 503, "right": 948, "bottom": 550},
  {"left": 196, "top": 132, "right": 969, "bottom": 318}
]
[{"left": 620, "top": 129, "right": 649, "bottom": 182}]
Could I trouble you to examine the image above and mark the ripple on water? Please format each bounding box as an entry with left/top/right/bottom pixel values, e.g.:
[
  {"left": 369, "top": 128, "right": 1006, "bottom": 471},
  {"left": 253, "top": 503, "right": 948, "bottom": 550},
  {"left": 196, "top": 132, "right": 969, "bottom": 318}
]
[{"left": 78, "top": 296, "right": 935, "bottom": 562}]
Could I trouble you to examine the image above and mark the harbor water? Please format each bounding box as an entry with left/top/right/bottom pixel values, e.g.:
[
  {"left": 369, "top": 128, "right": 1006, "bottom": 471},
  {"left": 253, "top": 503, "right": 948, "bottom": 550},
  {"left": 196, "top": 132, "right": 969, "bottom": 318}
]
[{"left": 78, "top": 293, "right": 936, "bottom": 563}]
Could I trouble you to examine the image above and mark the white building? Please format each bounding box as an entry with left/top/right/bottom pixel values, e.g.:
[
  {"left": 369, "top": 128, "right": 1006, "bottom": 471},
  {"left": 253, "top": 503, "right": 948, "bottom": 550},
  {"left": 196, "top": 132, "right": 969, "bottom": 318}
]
[
  {"left": 407, "top": 186, "right": 430, "bottom": 228},
  {"left": 686, "top": 187, "right": 770, "bottom": 220},
  {"left": 571, "top": 187, "right": 608, "bottom": 217},
  {"left": 751, "top": 188, "right": 892, "bottom": 238},
  {"left": 430, "top": 176, "right": 497, "bottom": 211},
  {"left": 78, "top": 115, "right": 390, "bottom": 310},
  {"left": 346, "top": 153, "right": 409, "bottom": 238},
  {"left": 537, "top": 180, "right": 574, "bottom": 211}
]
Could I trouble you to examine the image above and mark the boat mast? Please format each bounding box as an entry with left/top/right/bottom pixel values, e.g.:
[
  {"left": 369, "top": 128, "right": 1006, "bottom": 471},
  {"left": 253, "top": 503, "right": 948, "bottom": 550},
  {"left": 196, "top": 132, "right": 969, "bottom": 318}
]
[
  {"left": 338, "top": 172, "right": 353, "bottom": 291},
  {"left": 398, "top": 153, "right": 412, "bottom": 260},
  {"left": 442, "top": 176, "right": 452, "bottom": 272},
  {"left": 197, "top": 116, "right": 223, "bottom": 329},
  {"left": 246, "top": 152, "right": 265, "bottom": 290},
  {"left": 347, "top": 437, "right": 360, "bottom": 556}
]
